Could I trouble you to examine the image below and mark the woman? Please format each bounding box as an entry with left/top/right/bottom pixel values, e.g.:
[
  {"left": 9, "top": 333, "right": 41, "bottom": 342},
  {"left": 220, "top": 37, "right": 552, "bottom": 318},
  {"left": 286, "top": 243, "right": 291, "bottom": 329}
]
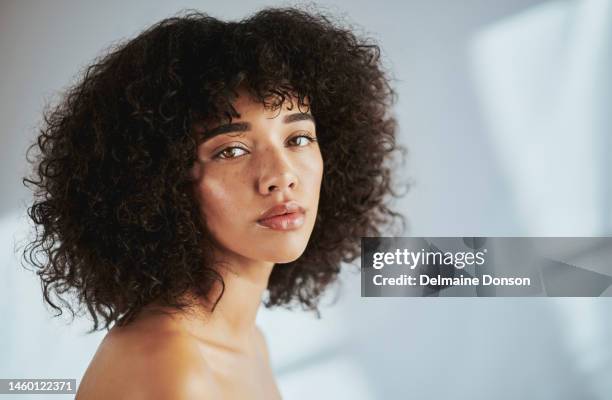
[{"left": 23, "top": 7, "right": 404, "bottom": 399}]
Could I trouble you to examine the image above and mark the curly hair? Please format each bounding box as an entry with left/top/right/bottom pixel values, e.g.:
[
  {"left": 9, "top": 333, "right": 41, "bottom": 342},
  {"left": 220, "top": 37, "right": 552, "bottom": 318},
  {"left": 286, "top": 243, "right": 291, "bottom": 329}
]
[{"left": 22, "top": 7, "right": 407, "bottom": 331}]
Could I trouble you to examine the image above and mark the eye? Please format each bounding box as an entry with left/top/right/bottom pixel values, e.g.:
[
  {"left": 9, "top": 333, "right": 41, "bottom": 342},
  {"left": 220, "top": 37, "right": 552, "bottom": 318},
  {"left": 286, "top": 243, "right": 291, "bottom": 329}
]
[
  {"left": 213, "top": 146, "right": 249, "bottom": 160},
  {"left": 288, "top": 134, "right": 317, "bottom": 147}
]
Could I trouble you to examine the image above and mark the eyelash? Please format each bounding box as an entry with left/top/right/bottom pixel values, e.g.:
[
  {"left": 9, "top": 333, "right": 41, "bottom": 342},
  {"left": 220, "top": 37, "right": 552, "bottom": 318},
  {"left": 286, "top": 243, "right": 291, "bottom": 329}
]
[{"left": 212, "top": 134, "right": 318, "bottom": 160}]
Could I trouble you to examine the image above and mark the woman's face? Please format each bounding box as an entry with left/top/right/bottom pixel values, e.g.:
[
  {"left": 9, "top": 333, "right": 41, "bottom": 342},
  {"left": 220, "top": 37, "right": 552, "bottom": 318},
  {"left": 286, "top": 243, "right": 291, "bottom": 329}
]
[{"left": 191, "top": 89, "right": 323, "bottom": 265}]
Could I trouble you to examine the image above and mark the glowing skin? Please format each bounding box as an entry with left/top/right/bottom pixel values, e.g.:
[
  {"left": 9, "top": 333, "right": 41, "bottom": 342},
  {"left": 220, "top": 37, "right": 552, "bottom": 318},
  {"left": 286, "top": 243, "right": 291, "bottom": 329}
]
[
  {"left": 191, "top": 89, "right": 323, "bottom": 266},
  {"left": 76, "top": 89, "right": 321, "bottom": 400}
]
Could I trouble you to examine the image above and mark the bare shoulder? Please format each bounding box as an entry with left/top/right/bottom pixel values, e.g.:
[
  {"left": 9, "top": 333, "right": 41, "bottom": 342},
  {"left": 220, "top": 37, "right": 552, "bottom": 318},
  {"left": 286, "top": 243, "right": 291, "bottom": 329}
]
[{"left": 76, "top": 326, "right": 221, "bottom": 400}]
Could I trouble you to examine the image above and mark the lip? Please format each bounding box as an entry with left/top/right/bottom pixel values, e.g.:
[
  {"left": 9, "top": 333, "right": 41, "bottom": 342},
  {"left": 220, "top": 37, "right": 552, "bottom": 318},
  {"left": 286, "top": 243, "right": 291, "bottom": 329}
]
[{"left": 257, "top": 201, "right": 306, "bottom": 231}]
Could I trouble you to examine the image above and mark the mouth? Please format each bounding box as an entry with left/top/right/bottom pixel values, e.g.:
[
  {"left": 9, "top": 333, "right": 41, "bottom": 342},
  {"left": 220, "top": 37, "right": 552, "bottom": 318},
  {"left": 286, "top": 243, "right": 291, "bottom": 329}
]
[{"left": 257, "top": 210, "right": 305, "bottom": 231}]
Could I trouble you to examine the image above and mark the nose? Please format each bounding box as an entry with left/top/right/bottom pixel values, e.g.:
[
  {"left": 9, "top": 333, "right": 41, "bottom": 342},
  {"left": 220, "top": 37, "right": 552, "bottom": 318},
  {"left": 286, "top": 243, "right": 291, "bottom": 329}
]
[{"left": 257, "top": 148, "right": 299, "bottom": 195}]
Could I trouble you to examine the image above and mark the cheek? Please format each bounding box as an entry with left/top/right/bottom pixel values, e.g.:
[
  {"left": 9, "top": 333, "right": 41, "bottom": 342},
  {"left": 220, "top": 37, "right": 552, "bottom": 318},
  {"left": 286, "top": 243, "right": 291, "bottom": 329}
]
[
  {"left": 196, "top": 169, "right": 245, "bottom": 224},
  {"left": 302, "top": 151, "right": 324, "bottom": 192}
]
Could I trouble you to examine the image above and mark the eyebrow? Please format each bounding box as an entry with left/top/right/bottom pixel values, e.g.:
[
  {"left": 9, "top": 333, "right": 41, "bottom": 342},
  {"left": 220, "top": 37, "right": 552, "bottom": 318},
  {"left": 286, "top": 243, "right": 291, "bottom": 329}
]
[{"left": 200, "top": 112, "right": 315, "bottom": 142}]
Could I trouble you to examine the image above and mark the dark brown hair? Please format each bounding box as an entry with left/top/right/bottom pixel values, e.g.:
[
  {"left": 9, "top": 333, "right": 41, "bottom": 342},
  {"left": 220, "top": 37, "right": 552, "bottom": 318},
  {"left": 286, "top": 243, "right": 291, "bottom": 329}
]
[{"left": 22, "top": 7, "right": 407, "bottom": 331}]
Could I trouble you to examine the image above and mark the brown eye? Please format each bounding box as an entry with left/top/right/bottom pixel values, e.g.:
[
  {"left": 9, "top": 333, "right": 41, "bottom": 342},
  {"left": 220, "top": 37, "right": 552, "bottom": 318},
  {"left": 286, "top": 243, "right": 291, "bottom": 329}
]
[
  {"left": 289, "top": 134, "right": 317, "bottom": 147},
  {"left": 214, "top": 146, "right": 248, "bottom": 160}
]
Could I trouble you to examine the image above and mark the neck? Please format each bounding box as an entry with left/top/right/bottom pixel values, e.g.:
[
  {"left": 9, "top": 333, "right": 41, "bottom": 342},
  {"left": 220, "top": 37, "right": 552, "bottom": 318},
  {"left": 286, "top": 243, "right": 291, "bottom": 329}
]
[
  {"left": 211, "top": 258, "right": 273, "bottom": 335},
  {"left": 131, "top": 251, "right": 274, "bottom": 354},
  {"left": 182, "top": 252, "right": 274, "bottom": 352}
]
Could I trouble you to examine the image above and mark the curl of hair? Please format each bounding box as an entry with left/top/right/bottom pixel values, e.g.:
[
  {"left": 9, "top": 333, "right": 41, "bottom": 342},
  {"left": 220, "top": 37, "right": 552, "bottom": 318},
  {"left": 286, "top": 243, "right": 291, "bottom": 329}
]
[{"left": 22, "top": 7, "right": 408, "bottom": 331}]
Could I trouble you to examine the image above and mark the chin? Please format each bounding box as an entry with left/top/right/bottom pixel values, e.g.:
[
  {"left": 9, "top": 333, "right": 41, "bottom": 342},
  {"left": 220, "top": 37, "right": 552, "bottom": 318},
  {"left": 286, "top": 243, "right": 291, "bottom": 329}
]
[
  {"left": 269, "top": 251, "right": 306, "bottom": 264},
  {"left": 271, "top": 254, "right": 302, "bottom": 264},
  {"left": 264, "top": 243, "right": 309, "bottom": 264}
]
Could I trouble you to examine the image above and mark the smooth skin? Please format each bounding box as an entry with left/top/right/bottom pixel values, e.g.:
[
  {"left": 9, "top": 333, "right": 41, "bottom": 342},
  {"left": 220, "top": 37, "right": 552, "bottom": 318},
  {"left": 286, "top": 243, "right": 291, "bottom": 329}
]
[{"left": 75, "top": 88, "right": 324, "bottom": 399}]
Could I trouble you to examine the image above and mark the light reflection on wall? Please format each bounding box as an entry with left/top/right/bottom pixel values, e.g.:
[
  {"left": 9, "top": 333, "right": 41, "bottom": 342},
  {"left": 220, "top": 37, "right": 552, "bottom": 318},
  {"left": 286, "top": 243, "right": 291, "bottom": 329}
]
[{"left": 469, "top": 0, "right": 611, "bottom": 236}]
